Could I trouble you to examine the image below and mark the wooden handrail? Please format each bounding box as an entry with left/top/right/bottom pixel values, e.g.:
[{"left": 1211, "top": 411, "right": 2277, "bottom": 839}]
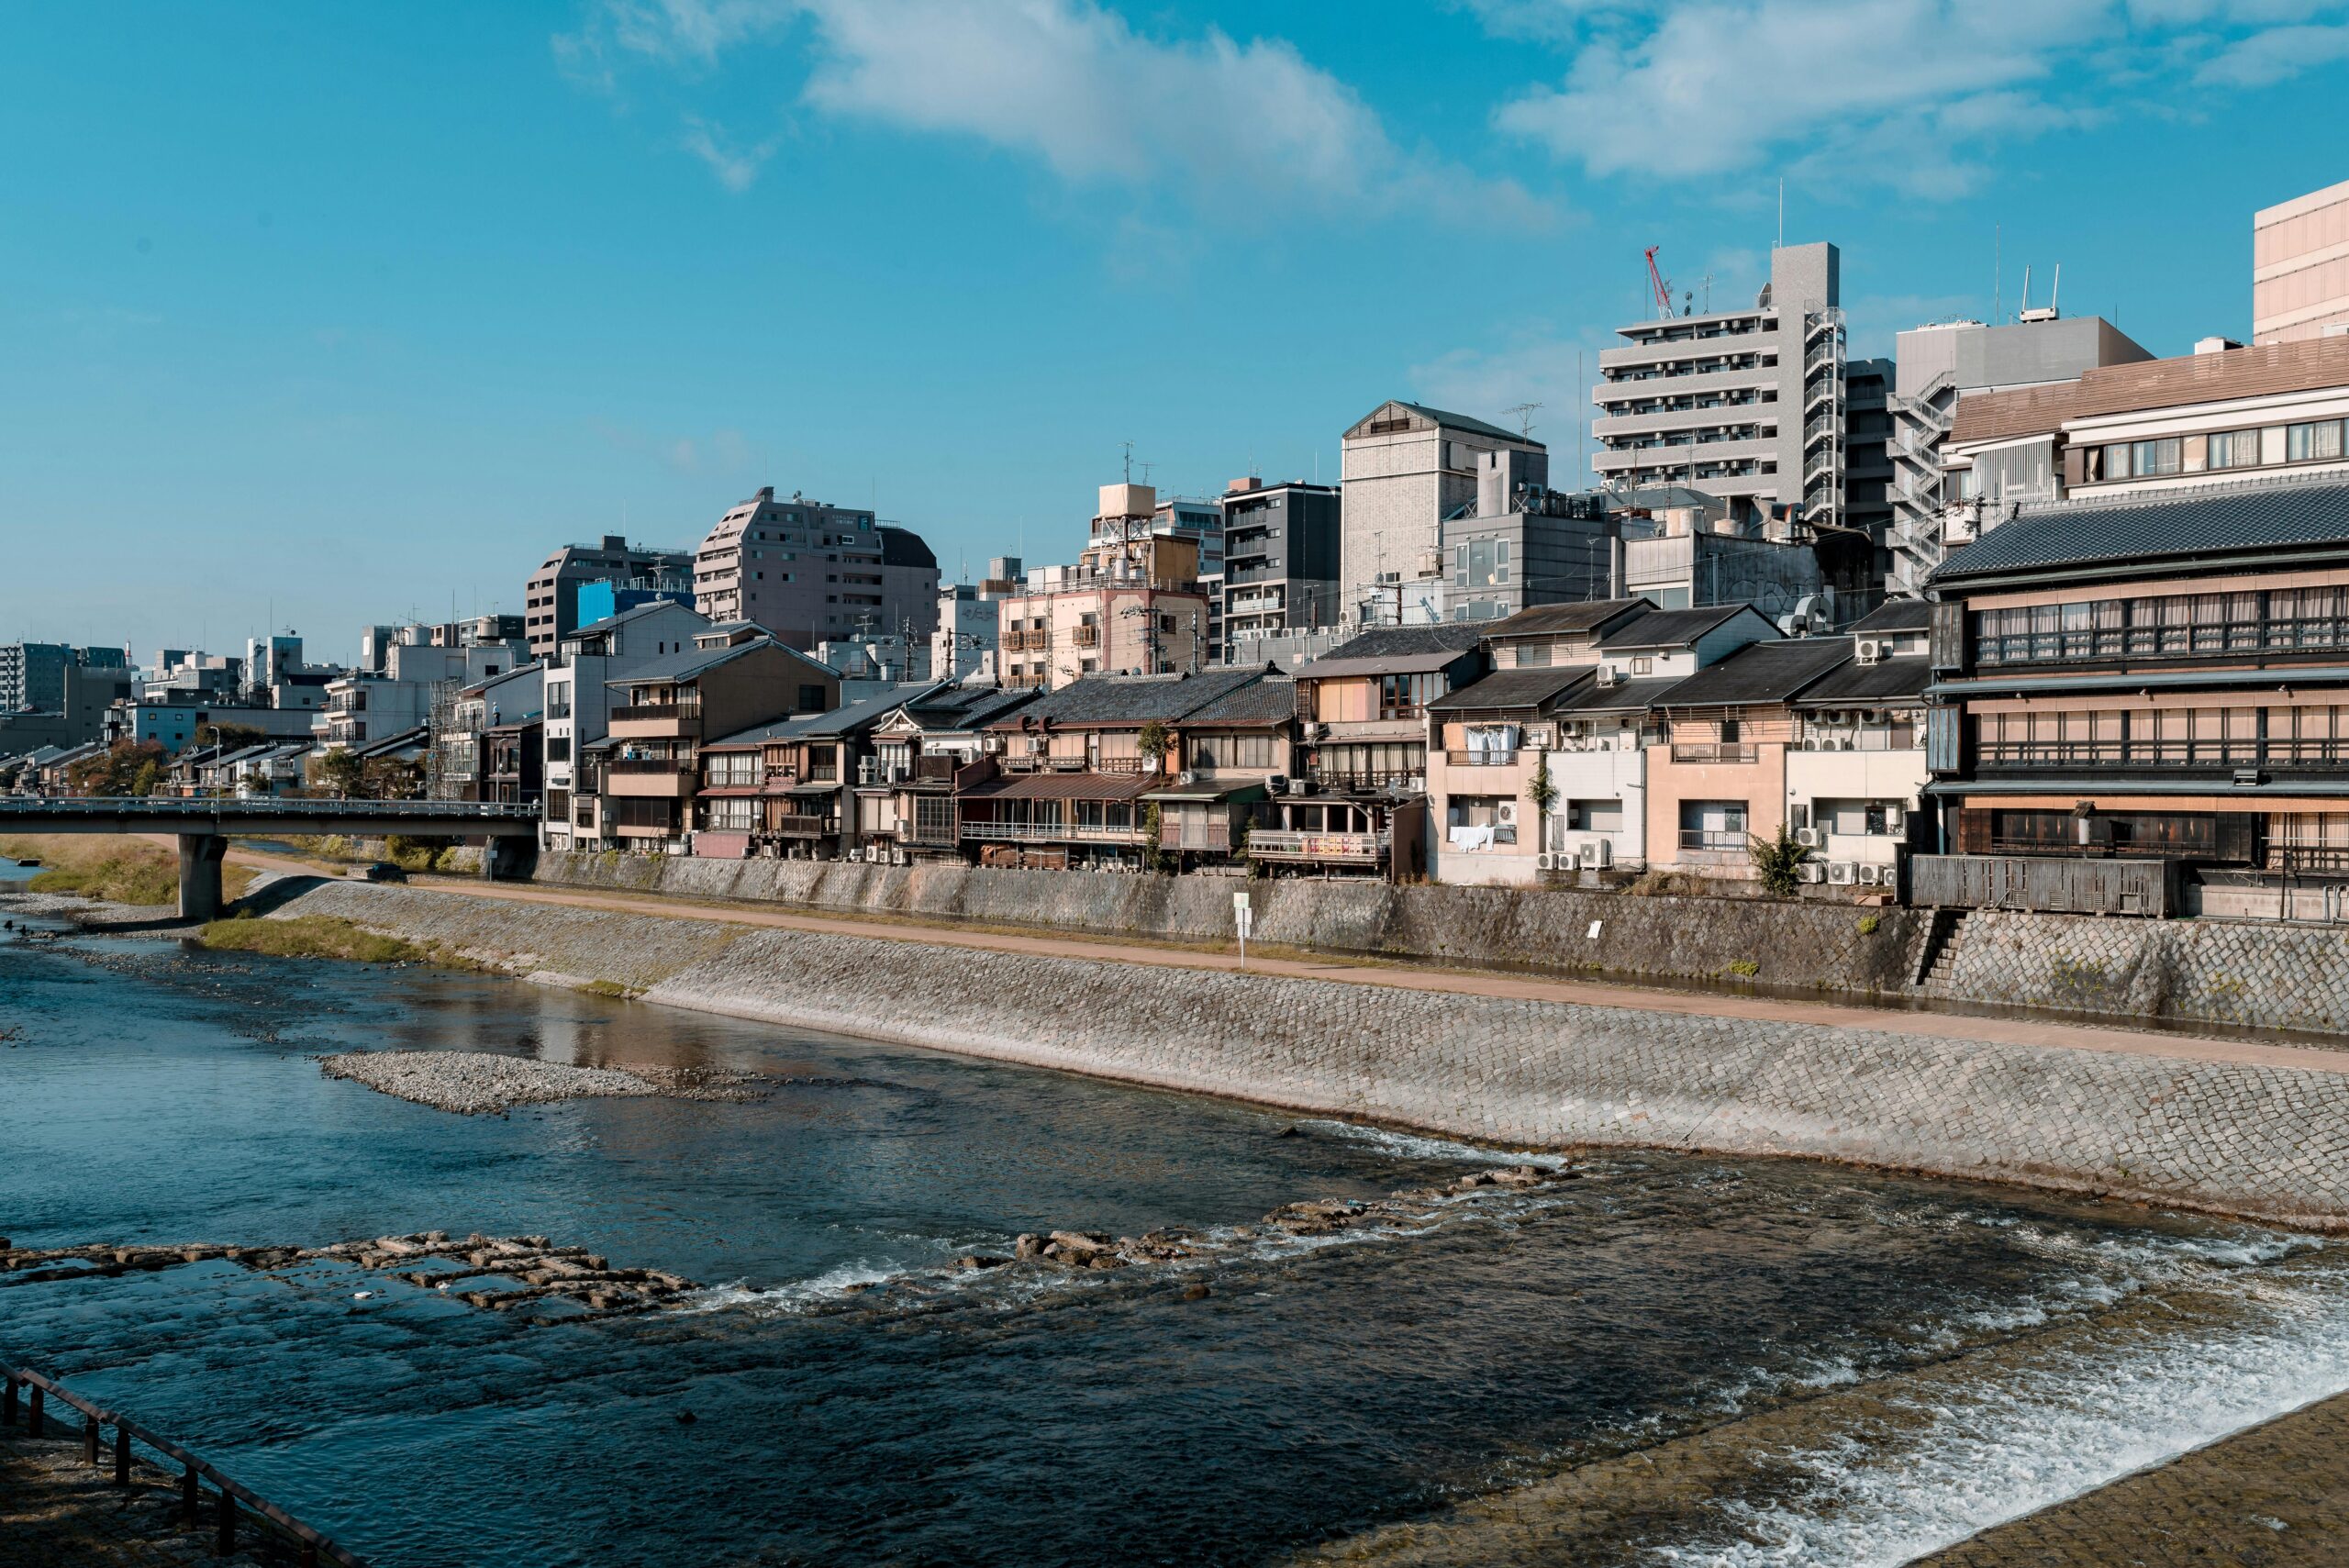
[{"left": 3, "top": 1361, "right": 367, "bottom": 1566}]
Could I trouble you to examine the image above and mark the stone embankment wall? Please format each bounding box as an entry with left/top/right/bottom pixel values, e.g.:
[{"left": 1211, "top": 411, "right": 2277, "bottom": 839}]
[
  {"left": 529, "top": 851, "right": 2349, "bottom": 1039},
  {"left": 531, "top": 851, "right": 1926, "bottom": 995},
  {"left": 273, "top": 879, "right": 2349, "bottom": 1229}
]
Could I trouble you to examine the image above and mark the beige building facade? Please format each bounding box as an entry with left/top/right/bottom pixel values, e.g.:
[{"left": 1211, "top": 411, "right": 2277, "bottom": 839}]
[{"left": 2255, "top": 177, "right": 2349, "bottom": 346}]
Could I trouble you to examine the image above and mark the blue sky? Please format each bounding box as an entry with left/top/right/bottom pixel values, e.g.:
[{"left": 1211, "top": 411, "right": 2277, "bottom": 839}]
[{"left": 7, "top": 1, "right": 2349, "bottom": 660}]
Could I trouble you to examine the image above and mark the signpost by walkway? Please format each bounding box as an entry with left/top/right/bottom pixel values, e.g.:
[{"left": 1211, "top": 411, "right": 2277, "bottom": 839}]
[{"left": 1233, "top": 891, "right": 1252, "bottom": 970}]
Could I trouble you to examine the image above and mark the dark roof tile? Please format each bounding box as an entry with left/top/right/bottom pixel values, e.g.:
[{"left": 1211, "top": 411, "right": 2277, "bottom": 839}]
[
  {"left": 1656, "top": 638, "right": 1854, "bottom": 707},
  {"left": 1932, "top": 477, "right": 2349, "bottom": 584}
]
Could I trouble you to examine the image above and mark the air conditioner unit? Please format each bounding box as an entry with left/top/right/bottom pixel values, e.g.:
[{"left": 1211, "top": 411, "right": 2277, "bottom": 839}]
[
  {"left": 1855, "top": 639, "right": 1884, "bottom": 665},
  {"left": 1583, "top": 838, "right": 1613, "bottom": 869},
  {"left": 1176, "top": 770, "right": 1198, "bottom": 786},
  {"left": 1855, "top": 863, "right": 1882, "bottom": 886},
  {"left": 1828, "top": 861, "right": 1858, "bottom": 885},
  {"left": 1796, "top": 827, "right": 1821, "bottom": 848},
  {"left": 1266, "top": 774, "right": 1289, "bottom": 795},
  {"left": 982, "top": 735, "right": 1006, "bottom": 754},
  {"left": 1028, "top": 737, "right": 1050, "bottom": 754},
  {"left": 1535, "top": 851, "right": 1559, "bottom": 872},
  {"left": 1883, "top": 806, "right": 1906, "bottom": 833},
  {"left": 846, "top": 848, "right": 864, "bottom": 862},
  {"left": 1495, "top": 801, "right": 1517, "bottom": 824},
  {"left": 1301, "top": 722, "right": 1325, "bottom": 741},
  {"left": 1286, "top": 777, "right": 1312, "bottom": 795},
  {"left": 1798, "top": 862, "right": 1826, "bottom": 884},
  {"left": 1595, "top": 665, "right": 1621, "bottom": 686},
  {"left": 857, "top": 760, "right": 878, "bottom": 784},
  {"left": 892, "top": 847, "right": 909, "bottom": 866}
]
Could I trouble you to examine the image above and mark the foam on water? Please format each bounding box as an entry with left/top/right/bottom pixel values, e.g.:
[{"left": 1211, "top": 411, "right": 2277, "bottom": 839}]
[
  {"left": 1294, "top": 1118, "right": 1571, "bottom": 1168},
  {"left": 1647, "top": 1262, "right": 2349, "bottom": 1568}
]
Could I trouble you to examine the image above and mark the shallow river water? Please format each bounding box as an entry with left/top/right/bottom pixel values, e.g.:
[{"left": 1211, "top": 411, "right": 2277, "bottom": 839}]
[{"left": 6, "top": 867, "right": 2349, "bottom": 1567}]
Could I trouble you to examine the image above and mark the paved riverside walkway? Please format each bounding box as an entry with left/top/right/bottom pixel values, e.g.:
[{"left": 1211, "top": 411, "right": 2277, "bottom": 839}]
[
  {"left": 218, "top": 845, "right": 2349, "bottom": 1079},
  {"left": 0, "top": 1426, "right": 262, "bottom": 1567},
  {"left": 1914, "top": 1389, "right": 2349, "bottom": 1567}
]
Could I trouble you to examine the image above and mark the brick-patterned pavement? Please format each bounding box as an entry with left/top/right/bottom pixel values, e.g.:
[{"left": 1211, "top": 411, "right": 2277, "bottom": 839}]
[{"left": 1917, "top": 1390, "right": 2349, "bottom": 1567}]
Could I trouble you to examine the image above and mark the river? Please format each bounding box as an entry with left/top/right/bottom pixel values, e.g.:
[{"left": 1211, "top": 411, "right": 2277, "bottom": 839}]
[{"left": 6, "top": 863, "right": 2349, "bottom": 1567}]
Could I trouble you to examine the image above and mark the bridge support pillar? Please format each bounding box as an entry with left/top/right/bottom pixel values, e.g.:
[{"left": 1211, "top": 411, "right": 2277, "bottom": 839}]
[
  {"left": 481, "top": 836, "right": 532, "bottom": 884},
  {"left": 177, "top": 834, "right": 228, "bottom": 923}
]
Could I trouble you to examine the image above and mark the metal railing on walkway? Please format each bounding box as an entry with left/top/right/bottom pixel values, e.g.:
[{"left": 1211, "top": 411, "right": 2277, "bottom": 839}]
[{"left": 3, "top": 1361, "right": 367, "bottom": 1565}]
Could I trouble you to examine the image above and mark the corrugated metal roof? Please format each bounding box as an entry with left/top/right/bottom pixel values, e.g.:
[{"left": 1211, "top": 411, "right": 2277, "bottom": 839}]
[
  {"left": 1598, "top": 604, "right": 1756, "bottom": 650},
  {"left": 1850, "top": 598, "right": 1933, "bottom": 633},
  {"left": 1657, "top": 638, "right": 1854, "bottom": 707},
  {"left": 601, "top": 638, "right": 774, "bottom": 690},
  {"left": 1482, "top": 598, "right": 1653, "bottom": 640},
  {"left": 1792, "top": 655, "right": 1932, "bottom": 705},
  {"left": 1428, "top": 667, "right": 1592, "bottom": 713},
  {"left": 1548, "top": 674, "right": 1689, "bottom": 715},
  {"left": 1931, "top": 476, "right": 2349, "bottom": 584}
]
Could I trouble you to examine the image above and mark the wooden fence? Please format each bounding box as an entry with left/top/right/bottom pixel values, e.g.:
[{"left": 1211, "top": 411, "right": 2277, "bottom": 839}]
[
  {"left": 1909, "top": 853, "right": 2179, "bottom": 918},
  {"left": 2, "top": 1362, "right": 366, "bottom": 1565}
]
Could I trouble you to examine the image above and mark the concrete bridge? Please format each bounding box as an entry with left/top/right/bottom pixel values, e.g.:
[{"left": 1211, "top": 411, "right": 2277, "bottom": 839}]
[{"left": 0, "top": 796, "right": 541, "bottom": 919}]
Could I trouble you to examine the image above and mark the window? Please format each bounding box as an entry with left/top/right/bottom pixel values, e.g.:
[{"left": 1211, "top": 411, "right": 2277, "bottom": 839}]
[
  {"left": 2101, "top": 438, "right": 2180, "bottom": 479},
  {"left": 2208, "top": 428, "right": 2263, "bottom": 470},
  {"left": 1378, "top": 672, "right": 1433, "bottom": 719},
  {"left": 1677, "top": 799, "right": 1747, "bottom": 851},
  {"left": 1192, "top": 733, "right": 1275, "bottom": 770},
  {"left": 1567, "top": 799, "right": 1623, "bottom": 832},
  {"left": 1516, "top": 643, "right": 1553, "bottom": 667},
  {"left": 1719, "top": 718, "right": 1741, "bottom": 743},
  {"left": 2288, "top": 419, "right": 2346, "bottom": 462},
  {"left": 1631, "top": 656, "right": 1653, "bottom": 675},
  {"left": 1447, "top": 795, "right": 1516, "bottom": 845},
  {"left": 547, "top": 737, "right": 572, "bottom": 763}
]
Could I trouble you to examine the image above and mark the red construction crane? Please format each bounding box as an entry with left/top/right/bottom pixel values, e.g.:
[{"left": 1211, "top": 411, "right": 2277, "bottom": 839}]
[{"left": 1643, "top": 246, "right": 1673, "bottom": 318}]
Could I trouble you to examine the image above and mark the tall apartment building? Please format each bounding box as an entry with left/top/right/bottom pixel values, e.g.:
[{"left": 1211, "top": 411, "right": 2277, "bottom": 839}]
[
  {"left": 996, "top": 484, "right": 1211, "bottom": 689},
  {"left": 1340, "top": 400, "right": 1544, "bottom": 626},
  {"left": 691, "top": 486, "right": 941, "bottom": 651},
  {"left": 1884, "top": 314, "right": 2152, "bottom": 595},
  {"left": 522, "top": 535, "right": 696, "bottom": 660},
  {"left": 1218, "top": 478, "right": 1341, "bottom": 651},
  {"left": 540, "top": 598, "right": 710, "bottom": 850},
  {"left": 932, "top": 559, "right": 1023, "bottom": 684},
  {"left": 2255, "top": 178, "right": 2349, "bottom": 346},
  {"left": 0, "top": 642, "right": 128, "bottom": 713},
  {"left": 1592, "top": 242, "right": 1854, "bottom": 539}
]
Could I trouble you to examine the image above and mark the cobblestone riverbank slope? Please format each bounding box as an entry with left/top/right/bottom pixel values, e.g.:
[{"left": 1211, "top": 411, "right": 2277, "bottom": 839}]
[{"left": 268, "top": 879, "right": 2349, "bottom": 1228}]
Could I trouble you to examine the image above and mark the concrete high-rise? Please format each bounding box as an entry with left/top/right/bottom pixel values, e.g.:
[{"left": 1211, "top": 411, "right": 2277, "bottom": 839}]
[
  {"left": 2255, "top": 178, "right": 2349, "bottom": 346},
  {"left": 1592, "top": 242, "right": 1849, "bottom": 534},
  {"left": 1218, "top": 477, "right": 1341, "bottom": 651},
  {"left": 0, "top": 642, "right": 128, "bottom": 714},
  {"left": 1884, "top": 313, "right": 2151, "bottom": 595},
  {"left": 523, "top": 535, "right": 695, "bottom": 660},
  {"left": 1340, "top": 400, "right": 1545, "bottom": 627},
  {"left": 691, "top": 487, "right": 940, "bottom": 651}
]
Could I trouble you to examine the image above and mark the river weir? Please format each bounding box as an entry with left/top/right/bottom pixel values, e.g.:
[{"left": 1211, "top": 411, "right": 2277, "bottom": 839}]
[{"left": 10, "top": 865, "right": 2349, "bottom": 1565}]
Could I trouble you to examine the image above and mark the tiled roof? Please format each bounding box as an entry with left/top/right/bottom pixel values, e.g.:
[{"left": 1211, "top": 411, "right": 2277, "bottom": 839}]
[
  {"left": 1598, "top": 605, "right": 1755, "bottom": 650},
  {"left": 571, "top": 600, "right": 706, "bottom": 640},
  {"left": 994, "top": 666, "right": 1275, "bottom": 728},
  {"left": 602, "top": 637, "right": 775, "bottom": 690},
  {"left": 902, "top": 684, "right": 1041, "bottom": 728},
  {"left": 1791, "top": 654, "right": 1932, "bottom": 705},
  {"left": 1482, "top": 599, "right": 1653, "bottom": 640},
  {"left": 1931, "top": 476, "right": 2349, "bottom": 584},
  {"left": 793, "top": 683, "right": 947, "bottom": 738},
  {"left": 1428, "top": 667, "right": 1591, "bottom": 713},
  {"left": 1181, "top": 677, "right": 1297, "bottom": 726},
  {"left": 960, "top": 772, "right": 1159, "bottom": 802},
  {"left": 1347, "top": 398, "right": 1541, "bottom": 447},
  {"left": 1654, "top": 637, "right": 1854, "bottom": 707},
  {"left": 1303, "top": 624, "right": 1487, "bottom": 666}
]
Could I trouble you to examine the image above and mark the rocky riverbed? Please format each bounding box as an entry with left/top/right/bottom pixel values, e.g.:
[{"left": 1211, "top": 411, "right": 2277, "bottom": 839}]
[
  {"left": 317, "top": 1050, "right": 770, "bottom": 1114},
  {"left": 0, "top": 1230, "right": 699, "bottom": 1315}
]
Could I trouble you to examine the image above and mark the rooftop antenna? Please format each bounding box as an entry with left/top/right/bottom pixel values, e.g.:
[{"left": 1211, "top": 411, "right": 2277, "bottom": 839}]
[
  {"left": 1700, "top": 271, "right": 1714, "bottom": 313},
  {"left": 1504, "top": 402, "right": 1542, "bottom": 439},
  {"left": 1577, "top": 349, "right": 1586, "bottom": 482},
  {"left": 1120, "top": 439, "right": 1135, "bottom": 482},
  {"left": 2021, "top": 264, "right": 2032, "bottom": 316},
  {"left": 2050, "top": 263, "right": 2062, "bottom": 318},
  {"left": 1776, "top": 177, "right": 1785, "bottom": 250},
  {"left": 1994, "top": 224, "right": 2001, "bottom": 324}
]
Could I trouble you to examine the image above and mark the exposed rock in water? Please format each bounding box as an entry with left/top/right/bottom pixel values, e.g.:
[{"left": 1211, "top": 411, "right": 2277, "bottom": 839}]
[{"left": 317, "top": 1050, "right": 770, "bottom": 1115}]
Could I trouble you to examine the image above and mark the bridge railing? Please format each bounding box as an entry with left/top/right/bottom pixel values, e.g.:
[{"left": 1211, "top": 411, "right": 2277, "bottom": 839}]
[
  {"left": 0, "top": 796, "right": 540, "bottom": 822},
  {"left": 3, "top": 1361, "right": 368, "bottom": 1565}
]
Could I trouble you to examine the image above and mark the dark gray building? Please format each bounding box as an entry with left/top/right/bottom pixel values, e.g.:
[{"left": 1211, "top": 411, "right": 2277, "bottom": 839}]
[
  {"left": 523, "top": 535, "right": 696, "bottom": 660},
  {"left": 0, "top": 642, "right": 128, "bottom": 714},
  {"left": 1218, "top": 478, "right": 1341, "bottom": 657}
]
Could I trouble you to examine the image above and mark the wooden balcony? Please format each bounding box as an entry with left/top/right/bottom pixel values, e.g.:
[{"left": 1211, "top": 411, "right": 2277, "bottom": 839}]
[{"left": 1247, "top": 828, "right": 1388, "bottom": 863}]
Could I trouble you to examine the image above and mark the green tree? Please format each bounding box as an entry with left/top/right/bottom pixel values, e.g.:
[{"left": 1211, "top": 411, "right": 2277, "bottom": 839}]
[
  {"left": 195, "top": 721, "right": 268, "bottom": 751},
  {"left": 316, "top": 748, "right": 367, "bottom": 798},
  {"left": 1140, "top": 801, "right": 1166, "bottom": 873},
  {"left": 1136, "top": 720, "right": 1174, "bottom": 774},
  {"left": 63, "top": 740, "right": 168, "bottom": 797},
  {"left": 1748, "top": 822, "right": 1809, "bottom": 897},
  {"left": 1524, "top": 749, "right": 1557, "bottom": 814}
]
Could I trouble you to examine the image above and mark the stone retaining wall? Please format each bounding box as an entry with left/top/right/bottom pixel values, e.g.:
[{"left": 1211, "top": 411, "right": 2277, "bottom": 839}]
[
  {"left": 527, "top": 851, "right": 2349, "bottom": 1039},
  {"left": 273, "top": 879, "right": 2349, "bottom": 1229},
  {"left": 530, "top": 851, "right": 1926, "bottom": 995}
]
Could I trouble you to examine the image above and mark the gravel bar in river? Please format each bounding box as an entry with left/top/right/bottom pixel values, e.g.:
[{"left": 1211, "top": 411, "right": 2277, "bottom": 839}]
[{"left": 318, "top": 1050, "right": 767, "bottom": 1115}]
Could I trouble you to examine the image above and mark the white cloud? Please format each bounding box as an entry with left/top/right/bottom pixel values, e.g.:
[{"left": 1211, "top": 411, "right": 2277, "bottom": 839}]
[
  {"left": 1489, "top": 0, "right": 2349, "bottom": 195},
  {"left": 2194, "top": 19, "right": 2349, "bottom": 82},
  {"left": 1409, "top": 324, "right": 1620, "bottom": 451},
  {"left": 562, "top": 0, "right": 1554, "bottom": 225},
  {"left": 680, "top": 117, "right": 779, "bottom": 191}
]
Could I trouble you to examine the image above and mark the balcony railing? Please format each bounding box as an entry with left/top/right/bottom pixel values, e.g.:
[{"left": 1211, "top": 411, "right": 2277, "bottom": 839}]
[
  {"left": 1311, "top": 769, "right": 1423, "bottom": 792},
  {"left": 607, "top": 758, "right": 690, "bottom": 775},
  {"left": 961, "top": 820, "right": 1142, "bottom": 843},
  {"left": 1444, "top": 749, "right": 1520, "bottom": 767},
  {"left": 1246, "top": 829, "right": 1389, "bottom": 862},
  {"left": 768, "top": 814, "right": 832, "bottom": 837},
  {"left": 1678, "top": 828, "right": 1750, "bottom": 851},
  {"left": 1974, "top": 618, "right": 2349, "bottom": 669},
  {"left": 1976, "top": 739, "right": 2349, "bottom": 772},
  {"left": 1670, "top": 743, "right": 1758, "bottom": 764},
  {"left": 1072, "top": 625, "right": 1101, "bottom": 648},
  {"left": 612, "top": 700, "right": 700, "bottom": 722}
]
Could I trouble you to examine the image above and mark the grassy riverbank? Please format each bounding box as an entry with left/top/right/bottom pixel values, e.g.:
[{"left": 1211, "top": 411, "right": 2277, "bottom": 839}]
[
  {"left": 0, "top": 834, "right": 259, "bottom": 907},
  {"left": 197, "top": 913, "right": 434, "bottom": 964}
]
